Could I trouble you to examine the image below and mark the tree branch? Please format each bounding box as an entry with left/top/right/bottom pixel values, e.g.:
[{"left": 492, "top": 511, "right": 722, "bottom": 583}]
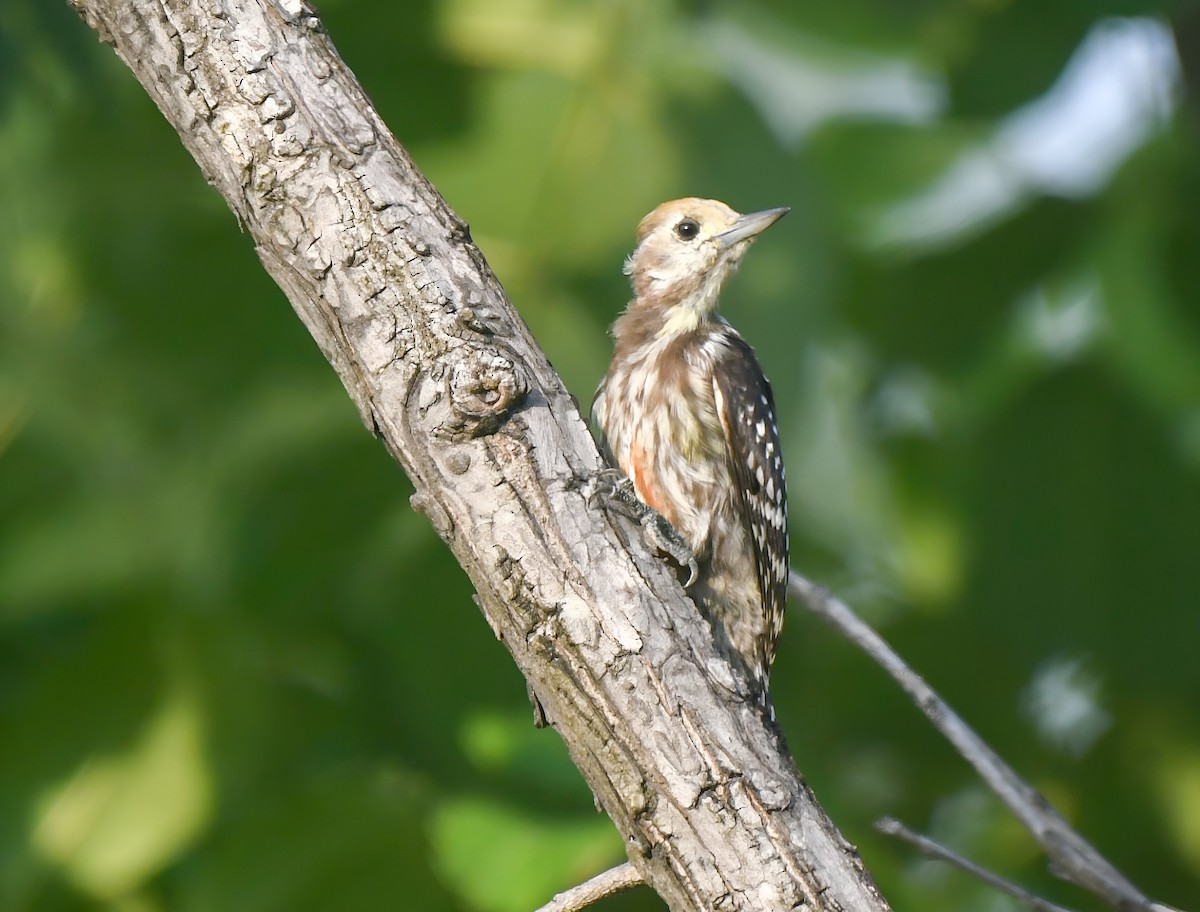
[
  {"left": 874, "top": 818, "right": 1080, "bottom": 912},
  {"left": 533, "top": 862, "right": 643, "bottom": 912},
  {"left": 789, "top": 572, "right": 1155, "bottom": 912},
  {"left": 65, "top": 0, "right": 890, "bottom": 909}
]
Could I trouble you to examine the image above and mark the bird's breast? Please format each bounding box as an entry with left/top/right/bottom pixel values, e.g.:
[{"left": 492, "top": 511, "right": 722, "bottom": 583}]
[{"left": 599, "top": 334, "right": 733, "bottom": 551}]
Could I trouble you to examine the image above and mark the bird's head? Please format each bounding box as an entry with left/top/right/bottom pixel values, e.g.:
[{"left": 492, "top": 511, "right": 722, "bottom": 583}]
[{"left": 623, "top": 198, "right": 788, "bottom": 330}]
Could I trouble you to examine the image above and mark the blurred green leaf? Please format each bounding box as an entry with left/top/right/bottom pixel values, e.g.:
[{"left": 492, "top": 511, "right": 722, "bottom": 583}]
[
  {"left": 459, "top": 710, "right": 593, "bottom": 802},
  {"left": 430, "top": 796, "right": 620, "bottom": 912},
  {"left": 177, "top": 768, "right": 451, "bottom": 912},
  {"left": 31, "top": 682, "right": 212, "bottom": 900}
]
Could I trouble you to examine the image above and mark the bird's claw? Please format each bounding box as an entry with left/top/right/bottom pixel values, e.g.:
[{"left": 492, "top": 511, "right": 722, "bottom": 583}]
[
  {"left": 585, "top": 468, "right": 698, "bottom": 587},
  {"left": 641, "top": 512, "right": 699, "bottom": 587},
  {"left": 583, "top": 467, "right": 635, "bottom": 510}
]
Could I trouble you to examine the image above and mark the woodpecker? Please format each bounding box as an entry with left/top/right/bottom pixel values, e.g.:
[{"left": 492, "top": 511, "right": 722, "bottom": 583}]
[{"left": 593, "top": 198, "right": 789, "bottom": 701}]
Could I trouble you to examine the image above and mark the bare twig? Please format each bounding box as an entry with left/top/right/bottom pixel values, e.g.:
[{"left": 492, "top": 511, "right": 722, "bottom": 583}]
[
  {"left": 534, "top": 863, "right": 642, "bottom": 912},
  {"left": 875, "top": 817, "right": 1080, "bottom": 912},
  {"left": 789, "top": 571, "right": 1153, "bottom": 912}
]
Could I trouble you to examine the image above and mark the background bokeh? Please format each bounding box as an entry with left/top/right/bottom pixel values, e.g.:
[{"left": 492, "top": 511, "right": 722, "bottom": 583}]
[{"left": 3, "top": 1, "right": 1200, "bottom": 910}]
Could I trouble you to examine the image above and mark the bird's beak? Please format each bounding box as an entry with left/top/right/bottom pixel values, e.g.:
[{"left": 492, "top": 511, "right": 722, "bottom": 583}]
[{"left": 716, "top": 207, "right": 789, "bottom": 249}]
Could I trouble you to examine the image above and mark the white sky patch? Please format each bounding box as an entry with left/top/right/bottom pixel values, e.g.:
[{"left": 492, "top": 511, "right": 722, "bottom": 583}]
[
  {"left": 871, "top": 366, "right": 939, "bottom": 438},
  {"left": 699, "top": 18, "right": 945, "bottom": 146},
  {"left": 1017, "top": 277, "right": 1106, "bottom": 362},
  {"left": 869, "top": 18, "right": 1180, "bottom": 250},
  {"left": 1022, "top": 656, "right": 1112, "bottom": 758}
]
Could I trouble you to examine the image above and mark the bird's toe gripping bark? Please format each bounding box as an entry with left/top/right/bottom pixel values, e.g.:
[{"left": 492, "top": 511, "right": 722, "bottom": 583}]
[
  {"left": 642, "top": 512, "right": 700, "bottom": 588},
  {"left": 584, "top": 469, "right": 699, "bottom": 587}
]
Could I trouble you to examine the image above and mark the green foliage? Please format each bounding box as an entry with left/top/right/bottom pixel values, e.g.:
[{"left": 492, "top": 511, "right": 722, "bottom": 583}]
[{"left": 3, "top": 1, "right": 1200, "bottom": 910}]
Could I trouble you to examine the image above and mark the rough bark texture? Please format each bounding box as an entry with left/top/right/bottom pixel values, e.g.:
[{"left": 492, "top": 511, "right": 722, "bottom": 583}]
[{"left": 66, "top": 1, "right": 891, "bottom": 909}]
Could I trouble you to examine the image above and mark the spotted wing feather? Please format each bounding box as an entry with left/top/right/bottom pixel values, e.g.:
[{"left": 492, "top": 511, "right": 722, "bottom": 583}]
[{"left": 712, "top": 333, "right": 789, "bottom": 683}]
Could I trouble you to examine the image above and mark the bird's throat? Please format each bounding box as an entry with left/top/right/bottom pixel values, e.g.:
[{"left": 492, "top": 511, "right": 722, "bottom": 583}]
[{"left": 657, "top": 305, "right": 705, "bottom": 338}]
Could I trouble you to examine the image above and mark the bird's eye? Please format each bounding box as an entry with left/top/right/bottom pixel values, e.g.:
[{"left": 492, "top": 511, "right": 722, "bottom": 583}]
[{"left": 675, "top": 218, "right": 700, "bottom": 241}]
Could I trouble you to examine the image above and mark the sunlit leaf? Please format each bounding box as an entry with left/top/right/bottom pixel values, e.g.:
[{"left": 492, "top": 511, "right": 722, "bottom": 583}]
[
  {"left": 430, "top": 796, "right": 620, "bottom": 912},
  {"left": 31, "top": 683, "right": 212, "bottom": 899}
]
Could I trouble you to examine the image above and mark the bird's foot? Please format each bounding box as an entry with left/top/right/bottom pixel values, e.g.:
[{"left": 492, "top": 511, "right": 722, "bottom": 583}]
[
  {"left": 642, "top": 512, "right": 699, "bottom": 588},
  {"left": 584, "top": 468, "right": 699, "bottom": 587}
]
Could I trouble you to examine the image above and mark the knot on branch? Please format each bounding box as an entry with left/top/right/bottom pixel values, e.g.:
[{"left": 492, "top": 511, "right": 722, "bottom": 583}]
[{"left": 440, "top": 346, "right": 529, "bottom": 439}]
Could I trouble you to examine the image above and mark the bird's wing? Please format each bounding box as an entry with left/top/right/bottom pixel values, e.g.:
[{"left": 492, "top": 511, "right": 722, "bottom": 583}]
[{"left": 712, "top": 334, "right": 789, "bottom": 677}]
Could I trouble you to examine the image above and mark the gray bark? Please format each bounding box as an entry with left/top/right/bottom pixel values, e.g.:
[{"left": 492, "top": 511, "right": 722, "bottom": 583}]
[{"left": 66, "top": 1, "right": 891, "bottom": 909}]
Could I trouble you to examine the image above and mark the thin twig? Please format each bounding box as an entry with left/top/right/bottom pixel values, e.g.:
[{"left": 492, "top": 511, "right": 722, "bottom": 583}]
[
  {"left": 875, "top": 817, "right": 1080, "bottom": 912},
  {"left": 789, "top": 571, "right": 1152, "bottom": 912},
  {"left": 534, "top": 862, "right": 643, "bottom": 912}
]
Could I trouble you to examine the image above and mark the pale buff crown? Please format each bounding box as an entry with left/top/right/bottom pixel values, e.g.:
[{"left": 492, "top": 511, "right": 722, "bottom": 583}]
[{"left": 621, "top": 198, "right": 788, "bottom": 336}]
